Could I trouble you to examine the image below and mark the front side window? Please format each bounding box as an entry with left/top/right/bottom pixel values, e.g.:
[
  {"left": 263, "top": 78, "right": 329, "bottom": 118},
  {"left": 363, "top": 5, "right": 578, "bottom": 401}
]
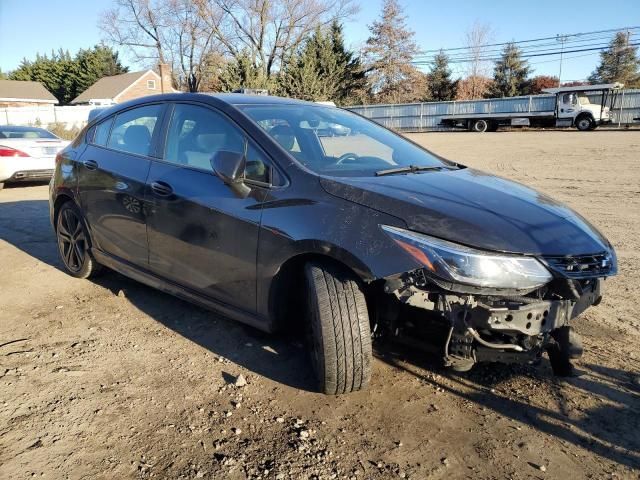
[
  {"left": 240, "top": 105, "right": 450, "bottom": 177},
  {"left": 164, "top": 103, "right": 272, "bottom": 183},
  {"left": 107, "top": 104, "right": 162, "bottom": 156}
]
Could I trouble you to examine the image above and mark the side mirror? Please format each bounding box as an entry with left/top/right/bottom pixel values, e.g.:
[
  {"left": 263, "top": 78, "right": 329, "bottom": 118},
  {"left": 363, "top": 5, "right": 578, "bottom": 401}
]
[{"left": 211, "top": 150, "right": 251, "bottom": 198}]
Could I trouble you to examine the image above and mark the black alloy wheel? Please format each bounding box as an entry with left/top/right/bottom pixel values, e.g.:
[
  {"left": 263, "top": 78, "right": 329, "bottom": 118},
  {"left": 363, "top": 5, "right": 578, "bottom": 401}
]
[{"left": 56, "top": 202, "right": 101, "bottom": 278}]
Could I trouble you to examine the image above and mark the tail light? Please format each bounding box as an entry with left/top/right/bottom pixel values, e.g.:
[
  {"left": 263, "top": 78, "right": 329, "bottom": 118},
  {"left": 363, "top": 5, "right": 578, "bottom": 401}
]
[{"left": 0, "top": 147, "right": 30, "bottom": 157}]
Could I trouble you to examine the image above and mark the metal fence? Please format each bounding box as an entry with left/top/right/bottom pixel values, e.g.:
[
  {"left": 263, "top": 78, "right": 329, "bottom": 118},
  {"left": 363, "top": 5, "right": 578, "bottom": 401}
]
[{"left": 348, "top": 89, "right": 640, "bottom": 131}]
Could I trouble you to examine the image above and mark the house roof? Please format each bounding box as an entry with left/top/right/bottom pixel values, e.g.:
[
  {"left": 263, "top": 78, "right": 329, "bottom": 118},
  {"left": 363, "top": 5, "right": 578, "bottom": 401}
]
[
  {"left": 0, "top": 79, "right": 58, "bottom": 103},
  {"left": 71, "top": 70, "right": 158, "bottom": 104}
]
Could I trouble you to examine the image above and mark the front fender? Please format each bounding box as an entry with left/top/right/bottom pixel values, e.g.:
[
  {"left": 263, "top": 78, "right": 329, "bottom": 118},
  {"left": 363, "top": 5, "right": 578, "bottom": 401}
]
[{"left": 255, "top": 190, "right": 423, "bottom": 320}]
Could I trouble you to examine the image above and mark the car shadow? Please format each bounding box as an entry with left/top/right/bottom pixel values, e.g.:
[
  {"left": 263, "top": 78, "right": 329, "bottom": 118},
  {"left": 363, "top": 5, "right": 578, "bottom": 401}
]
[
  {"left": 0, "top": 199, "right": 318, "bottom": 392},
  {"left": 377, "top": 344, "right": 640, "bottom": 470},
  {"left": 0, "top": 199, "right": 62, "bottom": 267},
  {"left": 2, "top": 198, "right": 639, "bottom": 469},
  {"left": 91, "top": 271, "right": 318, "bottom": 393}
]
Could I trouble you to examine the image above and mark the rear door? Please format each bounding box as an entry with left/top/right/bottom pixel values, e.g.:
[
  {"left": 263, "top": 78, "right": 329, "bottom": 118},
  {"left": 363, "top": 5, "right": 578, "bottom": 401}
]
[
  {"left": 78, "top": 103, "right": 166, "bottom": 266},
  {"left": 145, "top": 102, "right": 271, "bottom": 312}
]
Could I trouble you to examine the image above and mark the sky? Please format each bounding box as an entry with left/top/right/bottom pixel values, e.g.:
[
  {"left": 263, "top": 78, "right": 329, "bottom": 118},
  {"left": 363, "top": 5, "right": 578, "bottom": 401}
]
[{"left": 1, "top": 0, "right": 639, "bottom": 82}]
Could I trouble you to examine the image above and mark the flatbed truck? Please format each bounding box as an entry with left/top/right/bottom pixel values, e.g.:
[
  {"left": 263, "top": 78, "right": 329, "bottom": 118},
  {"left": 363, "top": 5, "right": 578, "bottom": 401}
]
[{"left": 440, "top": 83, "right": 623, "bottom": 132}]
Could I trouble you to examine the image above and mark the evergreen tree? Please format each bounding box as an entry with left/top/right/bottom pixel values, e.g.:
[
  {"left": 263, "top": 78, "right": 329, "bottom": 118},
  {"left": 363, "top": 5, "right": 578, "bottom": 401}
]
[
  {"left": 490, "top": 42, "right": 531, "bottom": 97},
  {"left": 363, "top": 0, "right": 425, "bottom": 104},
  {"left": 427, "top": 50, "right": 457, "bottom": 101},
  {"left": 278, "top": 21, "right": 366, "bottom": 105},
  {"left": 218, "top": 51, "right": 274, "bottom": 92},
  {"left": 328, "top": 21, "right": 367, "bottom": 105},
  {"left": 9, "top": 45, "right": 127, "bottom": 104},
  {"left": 589, "top": 31, "right": 640, "bottom": 87},
  {"left": 74, "top": 45, "right": 129, "bottom": 98}
]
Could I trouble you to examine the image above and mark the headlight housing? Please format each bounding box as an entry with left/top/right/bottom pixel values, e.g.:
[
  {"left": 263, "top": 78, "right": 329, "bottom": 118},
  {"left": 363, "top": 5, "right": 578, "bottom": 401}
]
[{"left": 381, "top": 225, "right": 552, "bottom": 290}]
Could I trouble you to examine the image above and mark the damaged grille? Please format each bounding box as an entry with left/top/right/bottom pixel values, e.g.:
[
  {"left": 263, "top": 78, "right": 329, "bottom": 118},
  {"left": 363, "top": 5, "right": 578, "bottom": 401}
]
[{"left": 543, "top": 253, "right": 614, "bottom": 279}]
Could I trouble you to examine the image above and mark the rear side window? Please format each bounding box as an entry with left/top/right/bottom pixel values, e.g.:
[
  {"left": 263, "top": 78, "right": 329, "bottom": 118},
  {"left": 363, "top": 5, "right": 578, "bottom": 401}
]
[
  {"left": 93, "top": 118, "right": 113, "bottom": 147},
  {"left": 107, "top": 104, "right": 162, "bottom": 156}
]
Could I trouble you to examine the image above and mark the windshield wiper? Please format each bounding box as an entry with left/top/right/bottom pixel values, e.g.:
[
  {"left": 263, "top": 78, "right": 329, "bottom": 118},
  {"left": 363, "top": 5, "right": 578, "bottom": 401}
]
[{"left": 375, "top": 165, "right": 450, "bottom": 176}]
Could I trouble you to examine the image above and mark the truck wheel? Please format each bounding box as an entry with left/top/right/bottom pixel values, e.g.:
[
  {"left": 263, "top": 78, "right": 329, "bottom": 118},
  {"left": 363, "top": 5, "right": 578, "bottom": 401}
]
[
  {"left": 575, "top": 116, "right": 594, "bottom": 131},
  {"left": 304, "top": 261, "right": 372, "bottom": 395},
  {"left": 472, "top": 119, "right": 488, "bottom": 133}
]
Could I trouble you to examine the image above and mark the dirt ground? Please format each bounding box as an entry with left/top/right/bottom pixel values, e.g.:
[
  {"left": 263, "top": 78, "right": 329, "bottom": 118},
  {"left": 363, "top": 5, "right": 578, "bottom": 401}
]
[{"left": 1, "top": 130, "right": 639, "bottom": 480}]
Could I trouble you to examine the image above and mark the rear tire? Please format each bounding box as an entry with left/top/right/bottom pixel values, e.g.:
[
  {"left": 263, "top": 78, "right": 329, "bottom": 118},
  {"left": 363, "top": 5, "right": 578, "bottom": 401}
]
[
  {"left": 472, "top": 119, "right": 488, "bottom": 133},
  {"left": 56, "top": 202, "right": 102, "bottom": 279},
  {"left": 304, "top": 262, "right": 372, "bottom": 395}
]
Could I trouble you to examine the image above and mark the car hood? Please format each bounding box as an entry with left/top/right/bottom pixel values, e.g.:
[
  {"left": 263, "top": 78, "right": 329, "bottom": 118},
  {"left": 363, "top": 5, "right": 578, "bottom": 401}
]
[{"left": 319, "top": 168, "right": 611, "bottom": 256}]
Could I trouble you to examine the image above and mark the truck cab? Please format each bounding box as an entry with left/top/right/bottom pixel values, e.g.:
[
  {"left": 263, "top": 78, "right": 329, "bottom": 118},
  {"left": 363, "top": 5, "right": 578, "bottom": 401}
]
[{"left": 544, "top": 83, "right": 622, "bottom": 131}]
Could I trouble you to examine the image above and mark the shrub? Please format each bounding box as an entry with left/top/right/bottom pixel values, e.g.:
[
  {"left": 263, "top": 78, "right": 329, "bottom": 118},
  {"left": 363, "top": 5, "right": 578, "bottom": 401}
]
[{"left": 47, "top": 122, "right": 83, "bottom": 140}]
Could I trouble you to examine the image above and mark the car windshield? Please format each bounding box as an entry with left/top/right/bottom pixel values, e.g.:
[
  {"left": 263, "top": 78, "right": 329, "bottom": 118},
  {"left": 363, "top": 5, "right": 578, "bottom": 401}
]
[
  {"left": 239, "top": 104, "right": 453, "bottom": 177},
  {"left": 0, "top": 126, "right": 58, "bottom": 139}
]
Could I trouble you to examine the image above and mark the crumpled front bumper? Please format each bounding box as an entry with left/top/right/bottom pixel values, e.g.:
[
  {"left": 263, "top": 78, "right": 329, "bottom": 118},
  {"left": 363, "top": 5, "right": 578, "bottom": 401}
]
[{"left": 451, "top": 279, "right": 602, "bottom": 337}]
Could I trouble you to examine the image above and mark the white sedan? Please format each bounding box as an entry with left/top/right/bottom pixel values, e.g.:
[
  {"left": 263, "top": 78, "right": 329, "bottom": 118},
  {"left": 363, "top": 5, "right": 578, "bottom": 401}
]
[{"left": 0, "top": 126, "right": 70, "bottom": 190}]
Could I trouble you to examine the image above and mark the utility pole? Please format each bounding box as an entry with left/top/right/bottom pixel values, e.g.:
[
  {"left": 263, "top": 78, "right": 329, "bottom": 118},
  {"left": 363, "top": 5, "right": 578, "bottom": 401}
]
[{"left": 556, "top": 34, "right": 569, "bottom": 87}]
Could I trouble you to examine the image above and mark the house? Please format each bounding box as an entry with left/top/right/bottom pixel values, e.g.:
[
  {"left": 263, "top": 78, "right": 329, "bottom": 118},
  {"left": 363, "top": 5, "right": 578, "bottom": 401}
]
[
  {"left": 70, "top": 65, "right": 175, "bottom": 105},
  {"left": 0, "top": 79, "right": 58, "bottom": 107}
]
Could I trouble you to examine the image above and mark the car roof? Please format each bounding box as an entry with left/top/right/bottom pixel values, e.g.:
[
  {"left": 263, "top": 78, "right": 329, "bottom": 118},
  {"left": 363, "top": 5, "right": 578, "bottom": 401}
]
[
  {"left": 88, "top": 92, "right": 326, "bottom": 125},
  {"left": 205, "top": 93, "right": 316, "bottom": 106}
]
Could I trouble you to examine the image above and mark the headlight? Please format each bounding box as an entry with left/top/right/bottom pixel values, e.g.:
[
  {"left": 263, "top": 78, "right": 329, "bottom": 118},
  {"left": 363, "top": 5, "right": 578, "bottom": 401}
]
[{"left": 381, "top": 225, "right": 552, "bottom": 290}]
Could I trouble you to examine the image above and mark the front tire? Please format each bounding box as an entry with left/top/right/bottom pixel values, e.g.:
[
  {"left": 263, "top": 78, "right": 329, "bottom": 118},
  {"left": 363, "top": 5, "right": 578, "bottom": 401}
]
[
  {"left": 304, "top": 262, "right": 372, "bottom": 395},
  {"left": 56, "top": 202, "right": 101, "bottom": 279},
  {"left": 575, "top": 115, "right": 594, "bottom": 131}
]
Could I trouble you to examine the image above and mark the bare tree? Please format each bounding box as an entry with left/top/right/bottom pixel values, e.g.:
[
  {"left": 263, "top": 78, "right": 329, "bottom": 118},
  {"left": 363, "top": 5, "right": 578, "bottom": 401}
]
[
  {"left": 463, "top": 21, "right": 494, "bottom": 99},
  {"left": 196, "top": 0, "right": 357, "bottom": 80},
  {"left": 100, "top": 0, "right": 223, "bottom": 91}
]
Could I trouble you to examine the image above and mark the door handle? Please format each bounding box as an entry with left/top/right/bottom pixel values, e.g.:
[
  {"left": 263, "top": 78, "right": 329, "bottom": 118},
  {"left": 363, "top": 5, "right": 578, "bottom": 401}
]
[
  {"left": 83, "top": 159, "right": 98, "bottom": 170},
  {"left": 150, "top": 181, "right": 173, "bottom": 196}
]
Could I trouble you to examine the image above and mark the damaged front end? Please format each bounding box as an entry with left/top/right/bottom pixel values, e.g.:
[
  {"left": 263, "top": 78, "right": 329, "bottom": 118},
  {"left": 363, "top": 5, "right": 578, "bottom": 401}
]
[{"left": 376, "top": 225, "right": 617, "bottom": 375}]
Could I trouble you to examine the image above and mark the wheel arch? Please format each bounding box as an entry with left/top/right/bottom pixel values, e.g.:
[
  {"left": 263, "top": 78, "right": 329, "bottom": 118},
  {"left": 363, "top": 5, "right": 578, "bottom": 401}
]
[
  {"left": 267, "top": 247, "right": 375, "bottom": 334},
  {"left": 574, "top": 111, "right": 595, "bottom": 127},
  {"left": 52, "top": 192, "right": 75, "bottom": 230},
  {"left": 52, "top": 192, "right": 96, "bottom": 250}
]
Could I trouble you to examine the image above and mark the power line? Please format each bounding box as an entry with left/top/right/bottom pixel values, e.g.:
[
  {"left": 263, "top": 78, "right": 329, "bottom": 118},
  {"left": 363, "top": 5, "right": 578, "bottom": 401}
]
[
  {"left": 413, "top": 33, "right": 631, "bottom": 61},
  {"left": 411, "top": 41, "right": 639, "bottom": 65},
  {"left": 414, "top": 25, "right": 640, "bottom": 55}
]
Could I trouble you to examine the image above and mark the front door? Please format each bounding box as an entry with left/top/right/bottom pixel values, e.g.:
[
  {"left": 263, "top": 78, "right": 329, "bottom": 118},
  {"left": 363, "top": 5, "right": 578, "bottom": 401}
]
[
  {"left": 557, "top": 92, "right": 579, "bottom": 120},
  {"left": 145, "top": 103, "right": 270, "bottom": 312},
  {"left": 78, "top": 104, "right": 165, "bottom": 266}
]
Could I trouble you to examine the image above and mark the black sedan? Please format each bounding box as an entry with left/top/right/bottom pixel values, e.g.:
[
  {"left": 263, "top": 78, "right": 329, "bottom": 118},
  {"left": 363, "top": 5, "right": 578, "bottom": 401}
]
[{"left": 49, "top": 93, "right": 617, "bottom": 394}]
